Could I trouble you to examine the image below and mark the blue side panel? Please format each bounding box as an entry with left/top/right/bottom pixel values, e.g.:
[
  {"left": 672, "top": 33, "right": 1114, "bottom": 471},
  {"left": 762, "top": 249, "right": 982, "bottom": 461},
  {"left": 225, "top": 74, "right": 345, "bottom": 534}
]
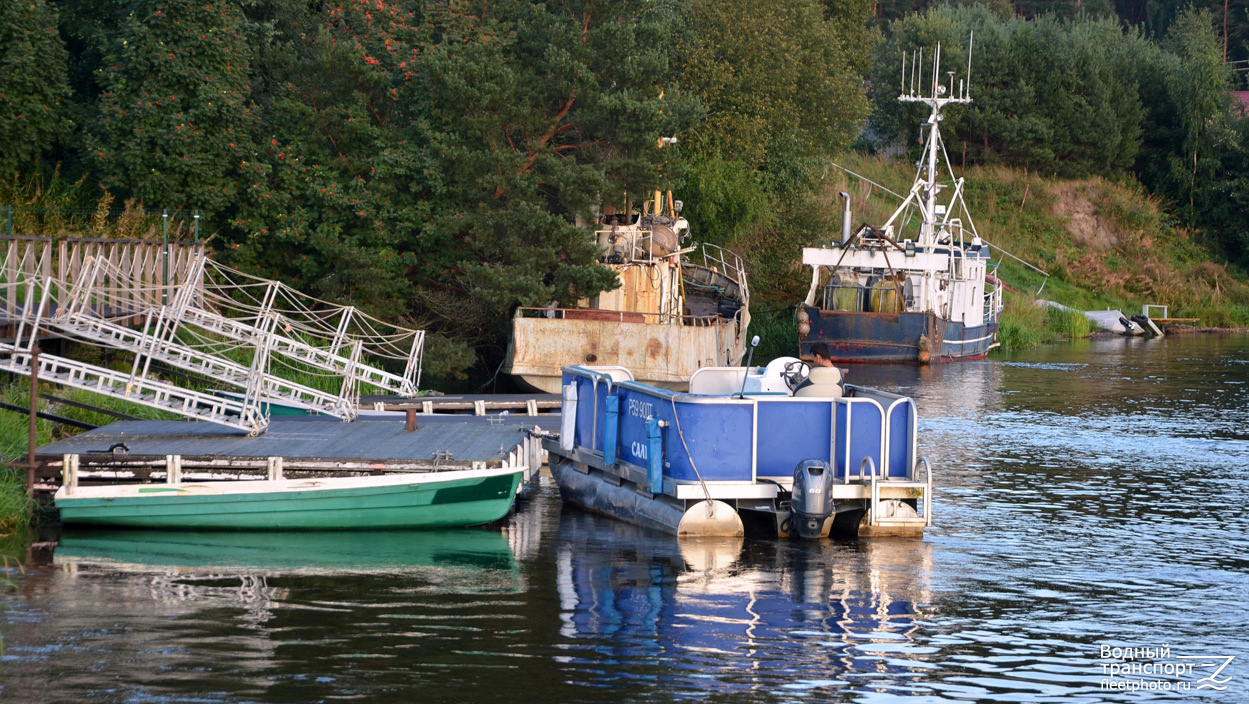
[
  {"left": 887, "top": 401, "right": 912, "bottom": 478},
  {"left": 755, "top": 400, "right": 832, "bottom": 478},
  {"left": 847, "top": 402, "right": 883, "bottom": 477},
  {"left": 615, "top": 386, "right": 754, "bottom": 483},
  {"left": 573, "top": 374, "right": 600, "bottom": 451}
]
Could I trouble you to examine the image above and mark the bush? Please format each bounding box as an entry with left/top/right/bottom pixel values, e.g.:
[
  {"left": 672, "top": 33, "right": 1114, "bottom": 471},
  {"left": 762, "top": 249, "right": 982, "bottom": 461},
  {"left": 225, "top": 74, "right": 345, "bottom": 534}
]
[
  {"left": 996, "top": 293, "right": 1047, "bottom": 351},
  {"left": 749, "top": 307, "right": 799, "bottom": 364}
]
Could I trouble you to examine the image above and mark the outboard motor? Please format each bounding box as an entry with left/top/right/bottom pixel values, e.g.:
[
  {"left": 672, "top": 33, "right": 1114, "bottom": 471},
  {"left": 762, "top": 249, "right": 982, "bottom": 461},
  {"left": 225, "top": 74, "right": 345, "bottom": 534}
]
[{"left": 791, "top": 459, "right": 835, "bottom": 539}]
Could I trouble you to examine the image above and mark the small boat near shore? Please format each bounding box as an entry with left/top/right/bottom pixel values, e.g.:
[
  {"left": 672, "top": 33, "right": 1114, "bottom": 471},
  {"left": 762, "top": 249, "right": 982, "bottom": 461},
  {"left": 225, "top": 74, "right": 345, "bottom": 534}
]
[
  {"left": 54, "top": 466, "right": 526, "bottom": 530},
  {"left": 544, "top": 358, "right": 933, "bottom": 539}
]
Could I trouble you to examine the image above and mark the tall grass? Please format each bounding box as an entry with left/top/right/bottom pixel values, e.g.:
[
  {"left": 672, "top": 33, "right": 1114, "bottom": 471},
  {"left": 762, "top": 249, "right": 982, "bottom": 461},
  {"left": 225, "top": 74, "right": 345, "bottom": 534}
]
[
  {"left": 0, "top": 469, "right": 30, "bottom": 537},
  {"left": 749, "top": 307, "right": 800, "bottom": 363},
  {"left": 0, "top": 169, "right": 193, "bottom": 241},
  {"left": 0, "top": 378, "right": 181, "bottom": 534},
  {"left": 1052, "top": 308, "right": 1095, "bottom": 338},
  {"left": 996, "top": 293, "right": 1047, "bottom": 351}
]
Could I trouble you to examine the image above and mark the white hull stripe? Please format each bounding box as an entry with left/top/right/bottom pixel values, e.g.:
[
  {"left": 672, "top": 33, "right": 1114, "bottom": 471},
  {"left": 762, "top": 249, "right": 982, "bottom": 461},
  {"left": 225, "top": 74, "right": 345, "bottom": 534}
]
[{"left": 942, "top": 333, "right": 995, "bottom": 346}]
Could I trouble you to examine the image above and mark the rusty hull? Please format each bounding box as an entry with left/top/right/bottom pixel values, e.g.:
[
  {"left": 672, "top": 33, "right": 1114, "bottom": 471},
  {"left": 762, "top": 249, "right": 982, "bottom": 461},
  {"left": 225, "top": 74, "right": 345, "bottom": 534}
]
[{"left": 505, "top": 316, "right": 744, "bottom": 394}]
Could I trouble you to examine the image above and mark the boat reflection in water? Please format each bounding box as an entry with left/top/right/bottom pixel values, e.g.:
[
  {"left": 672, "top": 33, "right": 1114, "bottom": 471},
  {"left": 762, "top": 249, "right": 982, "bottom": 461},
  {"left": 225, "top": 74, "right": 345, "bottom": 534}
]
[
  {"left": 54, "top": 528, "right": 523, "bottom": 599},
  {"left": 553, "top": 510, "right": 937, "bottom": 697}
]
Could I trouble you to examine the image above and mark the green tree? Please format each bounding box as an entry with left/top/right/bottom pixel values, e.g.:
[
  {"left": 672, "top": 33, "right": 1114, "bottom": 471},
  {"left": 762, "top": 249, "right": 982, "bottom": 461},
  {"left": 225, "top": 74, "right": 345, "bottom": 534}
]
[
  {"left": 678, "top": 0, "right": 874, "bottom": 193},
  {"left": 873, "top": 8, "right": 1148, "bottom": 178},
  {"left": 1136, "top": 8, "right": 1242, "bottom": 259},
  {"left": 0, "top": 0, "right": 72, "bottom": 175},
  {"left": 85, "top": 0, "right": 257, "bottom": 213},
  {"left": 228, "top": 0, "right": 686, "bottom": 378},
  {"left": 1142, "top": 8, "right": 1236, "bottom": 215},
  {"left": 672, "top": 0, "right": 875, "bottom": 273}
]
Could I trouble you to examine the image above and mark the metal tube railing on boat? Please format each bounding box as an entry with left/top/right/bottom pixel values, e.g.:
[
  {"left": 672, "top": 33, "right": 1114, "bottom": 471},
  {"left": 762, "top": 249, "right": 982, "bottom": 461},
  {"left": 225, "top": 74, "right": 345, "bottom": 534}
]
[
  {"left": 560, "top": 382, "right": 577, "bottom": 452},
  {"left": 863, "top": 456, "right": 879, "bottom": 527},
  {"left": 916, "top": 456, "right": 933, "bottom": 526}
]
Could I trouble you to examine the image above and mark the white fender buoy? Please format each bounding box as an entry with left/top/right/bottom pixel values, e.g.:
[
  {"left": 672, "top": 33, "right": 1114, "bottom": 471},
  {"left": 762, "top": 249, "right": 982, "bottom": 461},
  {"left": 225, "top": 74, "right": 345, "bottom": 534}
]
[{"left": 677, "top": 500, "right": 744, "bottom": 537}]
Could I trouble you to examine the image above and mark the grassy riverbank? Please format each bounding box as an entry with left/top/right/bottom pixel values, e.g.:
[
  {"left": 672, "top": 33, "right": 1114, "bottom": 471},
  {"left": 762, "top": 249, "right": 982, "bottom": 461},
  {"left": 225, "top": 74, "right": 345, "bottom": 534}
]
[{"left": 0, "top": 379, "right": 180, "bottom": 537}]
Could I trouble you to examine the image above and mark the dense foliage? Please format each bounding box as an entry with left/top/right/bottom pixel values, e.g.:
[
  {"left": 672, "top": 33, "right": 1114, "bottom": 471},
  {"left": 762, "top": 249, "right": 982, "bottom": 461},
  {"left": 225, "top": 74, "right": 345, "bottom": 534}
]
[
  {"left": 5, "top": 0, "right": 1249, "bottom": 383},
  {"left": 869, "top": 6, "right": 1248, "bottom": 275},
  {"left": 0, "top": 0, "right": 72, "bottom": 175}
]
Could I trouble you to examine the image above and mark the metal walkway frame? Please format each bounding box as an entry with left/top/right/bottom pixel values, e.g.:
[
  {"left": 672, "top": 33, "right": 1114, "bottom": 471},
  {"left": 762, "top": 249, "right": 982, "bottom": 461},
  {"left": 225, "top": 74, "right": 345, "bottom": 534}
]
[{"left": 0, "top": 243, "right": 425, "bottom": 436}]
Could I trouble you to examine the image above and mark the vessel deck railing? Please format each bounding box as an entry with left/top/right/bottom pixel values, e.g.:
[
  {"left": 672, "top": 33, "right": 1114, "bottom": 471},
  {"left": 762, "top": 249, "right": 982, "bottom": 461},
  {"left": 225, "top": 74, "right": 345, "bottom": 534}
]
[
  {"left": 693, "top": 243, "right": 748, "bottom": 294},
  {"left": 515, "top": 306, "right": 728, "bottom": 327},
  {"left": 594, "top": 226, "right": 746, "bottom": 287}
]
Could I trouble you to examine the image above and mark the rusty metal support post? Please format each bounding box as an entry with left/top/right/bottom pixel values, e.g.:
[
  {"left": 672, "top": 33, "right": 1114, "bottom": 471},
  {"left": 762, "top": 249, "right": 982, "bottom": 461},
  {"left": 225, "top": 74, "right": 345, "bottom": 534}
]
[
  {"left": 27, "top": 346, "right": 39, "bottom": 508},
  {"left": 405, "top": 408, "right": 418, "bottom": 432}
]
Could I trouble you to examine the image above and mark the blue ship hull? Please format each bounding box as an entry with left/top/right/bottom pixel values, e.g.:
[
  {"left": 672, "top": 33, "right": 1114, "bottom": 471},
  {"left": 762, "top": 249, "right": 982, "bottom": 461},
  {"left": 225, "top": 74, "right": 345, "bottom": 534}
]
[{"left": 799, "top": 307, "right": 997, "bottom": 363}]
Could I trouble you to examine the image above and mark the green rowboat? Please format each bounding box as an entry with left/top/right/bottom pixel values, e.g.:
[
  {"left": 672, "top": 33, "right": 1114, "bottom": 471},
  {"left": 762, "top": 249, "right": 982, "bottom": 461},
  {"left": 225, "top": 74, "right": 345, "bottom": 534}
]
[{"left": 54, "top": 467, "right": 525, "bottom": 530}]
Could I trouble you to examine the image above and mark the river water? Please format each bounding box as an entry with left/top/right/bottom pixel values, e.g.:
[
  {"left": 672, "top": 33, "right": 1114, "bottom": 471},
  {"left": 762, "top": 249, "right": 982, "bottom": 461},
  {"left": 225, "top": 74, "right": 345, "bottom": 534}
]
[{"left": 1, "top": 335, "right": 1246, "bottom": 703}]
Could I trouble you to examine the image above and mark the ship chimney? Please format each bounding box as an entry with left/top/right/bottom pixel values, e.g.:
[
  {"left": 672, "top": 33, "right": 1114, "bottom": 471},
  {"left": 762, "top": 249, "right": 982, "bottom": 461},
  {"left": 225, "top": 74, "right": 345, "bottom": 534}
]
[{"left": 839, "top": 192, "right": 852, "bottom": 245}]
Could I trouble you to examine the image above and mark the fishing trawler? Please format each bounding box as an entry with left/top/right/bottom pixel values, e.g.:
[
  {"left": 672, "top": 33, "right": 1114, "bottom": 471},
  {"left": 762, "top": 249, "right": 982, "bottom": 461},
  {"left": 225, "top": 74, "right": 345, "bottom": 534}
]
[
  {"left": 798, "top": 42, "right": 1002, "bottom": 363},
  {"left": 504, "top": 192, "right": 750, "bottom": 393}
]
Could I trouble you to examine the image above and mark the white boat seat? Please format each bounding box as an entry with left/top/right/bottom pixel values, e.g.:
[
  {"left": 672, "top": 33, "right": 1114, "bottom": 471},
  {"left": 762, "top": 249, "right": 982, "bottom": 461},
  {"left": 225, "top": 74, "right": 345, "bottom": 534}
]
[{"left": 793, "top": 366, "right": 843, "bottom": 398}]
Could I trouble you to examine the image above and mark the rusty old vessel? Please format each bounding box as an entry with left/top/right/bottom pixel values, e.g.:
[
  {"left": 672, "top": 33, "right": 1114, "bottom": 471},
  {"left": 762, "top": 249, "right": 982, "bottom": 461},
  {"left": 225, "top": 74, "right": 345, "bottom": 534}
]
[{"left": 504, "top": 192, "right": 750, "bottom": 393}]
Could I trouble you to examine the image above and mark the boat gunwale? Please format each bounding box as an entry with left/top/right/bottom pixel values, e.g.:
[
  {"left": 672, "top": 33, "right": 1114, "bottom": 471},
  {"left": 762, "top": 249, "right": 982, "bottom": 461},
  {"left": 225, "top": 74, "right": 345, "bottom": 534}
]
[{"left": 54, "top": 465, "right": 526, "bottom": 502}]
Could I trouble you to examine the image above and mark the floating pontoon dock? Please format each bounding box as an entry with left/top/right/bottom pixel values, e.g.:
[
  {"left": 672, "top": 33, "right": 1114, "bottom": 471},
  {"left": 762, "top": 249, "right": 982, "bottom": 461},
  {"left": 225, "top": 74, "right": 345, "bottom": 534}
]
[{"left": 32, "top": 414, "right": 556, "bottom": 498}]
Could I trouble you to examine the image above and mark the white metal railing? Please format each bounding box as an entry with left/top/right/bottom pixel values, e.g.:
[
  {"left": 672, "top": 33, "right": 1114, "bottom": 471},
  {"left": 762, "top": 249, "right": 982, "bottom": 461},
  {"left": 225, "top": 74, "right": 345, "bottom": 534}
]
[
  {"left": 48, "top": 308, "right": 355, "bottom": 419},
  {"left": 0, "top": 243, "right": 428, "bottom": 433},
  {"left": 696, "top": 242, "right": 747, "bottom": 292},
  {"left": 0, "top": 346, "right": 267, "bottom": 434},
  {"left": 178, "top": 306, "right": 420, "bottom": 396}
]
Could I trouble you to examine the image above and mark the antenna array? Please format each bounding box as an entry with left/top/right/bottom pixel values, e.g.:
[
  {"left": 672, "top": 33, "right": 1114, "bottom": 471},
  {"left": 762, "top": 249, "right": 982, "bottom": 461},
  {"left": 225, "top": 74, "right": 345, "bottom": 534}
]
[{"left": 899, "top": 33, "right": 975, "bottom": 105}]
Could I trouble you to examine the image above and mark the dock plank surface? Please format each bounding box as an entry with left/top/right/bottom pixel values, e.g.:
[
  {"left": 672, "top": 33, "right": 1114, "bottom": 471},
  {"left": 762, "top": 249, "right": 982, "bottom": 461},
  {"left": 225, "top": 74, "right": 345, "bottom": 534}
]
[{"left": 36, "top": 415, "right": 559, "bottom": 464}]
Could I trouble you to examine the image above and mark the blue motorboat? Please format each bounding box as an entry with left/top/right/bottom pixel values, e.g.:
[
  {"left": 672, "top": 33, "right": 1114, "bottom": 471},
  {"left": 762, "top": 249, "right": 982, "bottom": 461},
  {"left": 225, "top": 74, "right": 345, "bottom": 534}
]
[{"left": 545, "top": 360, "right": 933, "bottom": 538}]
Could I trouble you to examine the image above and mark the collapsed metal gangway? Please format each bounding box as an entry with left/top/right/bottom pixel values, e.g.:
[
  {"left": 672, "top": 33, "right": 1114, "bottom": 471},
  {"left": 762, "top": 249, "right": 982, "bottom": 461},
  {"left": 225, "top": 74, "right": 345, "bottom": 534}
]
[{"left": 0, "top": 250, "right": 424, "bottom": 436}]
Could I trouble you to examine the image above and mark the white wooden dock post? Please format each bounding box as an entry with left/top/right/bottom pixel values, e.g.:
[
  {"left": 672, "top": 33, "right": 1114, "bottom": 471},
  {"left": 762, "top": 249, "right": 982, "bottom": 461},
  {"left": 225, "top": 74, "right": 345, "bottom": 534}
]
[
  {"left": 62, "top": 454, "right": 79, "bottom": 496},
  {"left": 267, "top": 456, "right": 284, "bottom": 481}
]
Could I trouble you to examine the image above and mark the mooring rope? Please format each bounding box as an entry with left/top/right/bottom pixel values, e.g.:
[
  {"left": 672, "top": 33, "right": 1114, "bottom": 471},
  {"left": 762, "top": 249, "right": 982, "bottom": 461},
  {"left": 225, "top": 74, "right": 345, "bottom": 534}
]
[{"left": 669, "top": 395, "right": 715, "bottom": 517}]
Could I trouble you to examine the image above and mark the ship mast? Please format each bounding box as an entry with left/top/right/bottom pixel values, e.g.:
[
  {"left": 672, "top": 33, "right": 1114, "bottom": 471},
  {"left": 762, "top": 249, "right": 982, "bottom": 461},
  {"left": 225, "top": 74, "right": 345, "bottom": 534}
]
[{"left": 889, "top": 37, "right": 973, "bottom": 246}]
